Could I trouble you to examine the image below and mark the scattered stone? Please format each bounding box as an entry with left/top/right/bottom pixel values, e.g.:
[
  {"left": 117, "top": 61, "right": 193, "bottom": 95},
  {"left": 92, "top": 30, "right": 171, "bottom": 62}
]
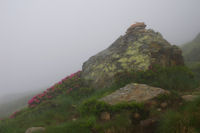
[
  {"left": 160, "top": 102, "right": 168, "bottom": 108},
  {"left": 179, "top": 102, "right": 183, "bottom": 106},
  {"left": 133, "top": 112, "right": 140, "bottom": 119},
  {"left": 100, "top": 112, "right": 111, "bottom": 121},
  {"left": 72, "top": 118, "right": 77, "bottom": 121},
  {"left": 81, "top": 22, "right": 184, "bottom": 88},
  {"left": 182, "top": 95, "right": 199, "bottom": 101},
  {"left": 157, "top": 108, "right": 162, "bottom": 112},
  {"left": 25, "top": 127, "right": 45, "bottom": 133},
  {"left": 100, "top": 83, "right": 169, "bottom": 105},
  {"left": 72, "top": 104, "right": 77, "bottom": 108}
]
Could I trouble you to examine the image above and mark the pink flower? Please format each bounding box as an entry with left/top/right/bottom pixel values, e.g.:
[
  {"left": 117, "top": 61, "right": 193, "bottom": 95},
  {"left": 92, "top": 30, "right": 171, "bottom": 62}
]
[
  {"left": 29, "top": 104, "right": 36, "bottom": 108},
  {"left": 10, "top": 111, "right": 18, "bottom": 119},
  {"left": 47, "top": 96, "right": 53, "bottom": 99},
  {"left": 28, "top": 98, "right": 34, "bottom": 105},
  {"left": 58, "top": 81, "right": 62, "bottom": 85}
]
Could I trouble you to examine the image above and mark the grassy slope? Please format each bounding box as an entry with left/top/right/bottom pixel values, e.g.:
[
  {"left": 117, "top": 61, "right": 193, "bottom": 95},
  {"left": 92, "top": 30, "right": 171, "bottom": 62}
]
[{"left": 0, "top": 66, "right": 199, "bottom": 133}]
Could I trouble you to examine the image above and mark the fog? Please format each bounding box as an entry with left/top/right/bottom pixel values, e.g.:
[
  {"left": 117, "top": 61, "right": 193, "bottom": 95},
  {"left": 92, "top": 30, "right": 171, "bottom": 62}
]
[{"left": 0, "top": 0, "right": 200, "bottom": 101}]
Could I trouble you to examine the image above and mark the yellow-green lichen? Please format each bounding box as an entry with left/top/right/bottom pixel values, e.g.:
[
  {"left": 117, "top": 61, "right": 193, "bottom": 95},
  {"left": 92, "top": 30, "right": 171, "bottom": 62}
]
[
  {"left": 112, "top": 54, "right": 120, "bottom": 58},
  {"left": 104, "top": 67, "right": 109, "bottom": 72},
  {"left": 96, "top": 64, "right": 104, "bottom": 69},
  {"left": 90, "top": 72, "right": 95, "bottom": 77},
  {"left": 118, "top": 57, "right": 128, "bottom": 63},
  {"left": 121, "top": 63, "right": 128, "bottom": 69},
  {"left": 126, "top": 49, "right": 137, "bottom": 55},
  {"left": 138, "top": 35, "right": 151, "bottom": 42},
  {"left": 108, "top": 64, "right": 116, "bottom": 71}
]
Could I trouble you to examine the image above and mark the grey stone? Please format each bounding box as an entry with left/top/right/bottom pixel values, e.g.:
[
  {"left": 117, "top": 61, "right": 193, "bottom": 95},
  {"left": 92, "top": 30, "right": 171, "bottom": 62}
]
[{"left": 100, "top": 83, "right": 169, "bottom": 105}]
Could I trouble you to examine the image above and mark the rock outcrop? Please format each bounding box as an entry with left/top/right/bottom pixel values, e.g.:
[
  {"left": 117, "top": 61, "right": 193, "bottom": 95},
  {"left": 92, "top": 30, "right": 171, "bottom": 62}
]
[
  {"left": 99, "top": 83, "right": 169, "bottom": 105},
  {"left": 81, "top": 22, "right": 184, "bottom": 88}
]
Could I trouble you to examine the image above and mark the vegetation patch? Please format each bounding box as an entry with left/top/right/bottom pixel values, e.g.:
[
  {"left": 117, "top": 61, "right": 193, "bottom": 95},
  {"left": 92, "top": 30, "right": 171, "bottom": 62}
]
[
  {"left": 157, "top": 96, "right": 200, "bottom": 133},
  {"left": 114, "top": 65, "right": 199, "bottom": 90}
]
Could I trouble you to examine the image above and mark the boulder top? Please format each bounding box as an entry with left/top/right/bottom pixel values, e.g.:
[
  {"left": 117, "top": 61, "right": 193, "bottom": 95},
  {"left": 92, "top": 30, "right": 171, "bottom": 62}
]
[{"left": 126, "top": 22, "right": 147, "bottom": 33}]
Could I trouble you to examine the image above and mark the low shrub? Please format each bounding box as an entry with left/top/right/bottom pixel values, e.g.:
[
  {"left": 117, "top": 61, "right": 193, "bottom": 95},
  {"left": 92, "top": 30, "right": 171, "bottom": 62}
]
[{"left": 114, "top": 65, "right": 198, "bottom": 90}]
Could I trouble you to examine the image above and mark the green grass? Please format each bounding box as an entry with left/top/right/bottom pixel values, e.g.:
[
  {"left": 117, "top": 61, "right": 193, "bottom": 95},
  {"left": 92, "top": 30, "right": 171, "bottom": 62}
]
[
  {"left": 157, "top": 96, "right": 200, "bottom": 133},
  {"left": 185, "top": 62, "right": 200, "bottom": 80},
  {"left": 114, "top": 65, "right": 199, "bottom": 90},
  {"left": 0, "top": 66, "right": 199, "bottom": 133}
]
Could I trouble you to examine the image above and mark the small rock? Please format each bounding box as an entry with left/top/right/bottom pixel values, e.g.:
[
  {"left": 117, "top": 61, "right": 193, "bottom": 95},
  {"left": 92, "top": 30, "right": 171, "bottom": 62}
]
[
  {"left": 157, "top": 108, "right": 162, "bottom": 112},
  {"left": 72, "top": 118, "right": 77, "bottom": 121},
  {"left": 25, "top": 127, "right": 45, "bottom": 133},
  {"left": 179, "top": 102, "right": 183, "bottom": 106},
  {"left": 182, "top": 95, "right": 198, "bottom": 101},
  {"left": 160, "top": 102, "right": 168, "bottom": 108},
  {"left": 140, "top": 118, "right": 156, "bottom": 127},
  {"left": 133, "top": 112, "right": 140, "bottom": 119},
  {"left": 100, "top": 112, "right": 111, "bottom": 121},
  {"left": 72, "top": 104, "right": 77, "bottom": 108}
]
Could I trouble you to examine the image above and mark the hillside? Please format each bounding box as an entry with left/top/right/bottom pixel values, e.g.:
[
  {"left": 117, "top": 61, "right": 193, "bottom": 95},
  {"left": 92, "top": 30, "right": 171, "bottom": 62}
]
[
  {"left": 0, "top": 23, "right": 200, "bottom": 133},
  {"left": 181, "top": 33, "right": 200, "bottom": 79},
  {"left": 181, "top": 33, "right": 200, "bottom": 62}
]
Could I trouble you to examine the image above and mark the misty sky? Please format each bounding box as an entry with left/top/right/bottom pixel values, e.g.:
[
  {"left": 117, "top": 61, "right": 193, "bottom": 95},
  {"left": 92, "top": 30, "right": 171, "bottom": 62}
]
[{"left": 0, "top": 0, "right": 200, "bottom": 99}]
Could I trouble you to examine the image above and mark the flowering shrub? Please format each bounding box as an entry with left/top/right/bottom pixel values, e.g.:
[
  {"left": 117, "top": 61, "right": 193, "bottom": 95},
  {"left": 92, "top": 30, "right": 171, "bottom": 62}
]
[
  {"left": 10, "top": 111, "right": 19, "bottom": 119},
  {"left": 28, "top": 71, "right": 81, "bottom": 108}
]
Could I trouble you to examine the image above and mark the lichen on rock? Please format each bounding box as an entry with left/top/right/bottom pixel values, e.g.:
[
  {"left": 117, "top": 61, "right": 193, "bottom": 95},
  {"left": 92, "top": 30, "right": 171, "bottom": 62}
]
[{"left": 81, "top": 22, "right": 184, "bottom": 88}]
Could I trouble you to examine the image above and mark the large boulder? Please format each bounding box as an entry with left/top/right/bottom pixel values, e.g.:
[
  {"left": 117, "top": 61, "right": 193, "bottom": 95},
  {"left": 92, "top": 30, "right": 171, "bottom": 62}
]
[
  {"left": 81, "top": 22, "right": 184, "bottom": 88},
  {"left": 99, "top": 83, "right": 169, "bottom": 105}
]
